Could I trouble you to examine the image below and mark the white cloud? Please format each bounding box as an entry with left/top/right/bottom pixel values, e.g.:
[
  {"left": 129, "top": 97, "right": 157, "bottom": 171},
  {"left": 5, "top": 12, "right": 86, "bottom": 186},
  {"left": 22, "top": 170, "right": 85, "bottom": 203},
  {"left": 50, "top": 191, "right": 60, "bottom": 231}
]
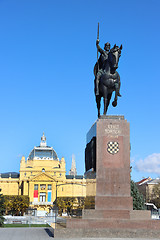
[
  {"left": 130, "top": 157, "right": 135, "bottom": 163},
  {"left": 135, "top": 153, "right": 160, "bottom": 174}
]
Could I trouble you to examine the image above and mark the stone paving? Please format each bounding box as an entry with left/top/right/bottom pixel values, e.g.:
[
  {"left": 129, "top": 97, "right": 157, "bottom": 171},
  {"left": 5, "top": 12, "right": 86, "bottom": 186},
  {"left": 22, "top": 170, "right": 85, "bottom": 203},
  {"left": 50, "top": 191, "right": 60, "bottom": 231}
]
[
  {"left": 0, "top": 227, "right": 160, "bottom": 240},
  {"left": 0, "top": 227, "right": 54, "bottom": 240}
]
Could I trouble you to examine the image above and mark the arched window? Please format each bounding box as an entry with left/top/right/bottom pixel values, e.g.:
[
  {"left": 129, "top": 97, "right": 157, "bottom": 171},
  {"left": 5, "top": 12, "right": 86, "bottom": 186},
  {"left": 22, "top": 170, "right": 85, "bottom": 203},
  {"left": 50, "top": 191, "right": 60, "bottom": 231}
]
[{"left": 42, "top": 168, "right": 45, "bottom": 172}]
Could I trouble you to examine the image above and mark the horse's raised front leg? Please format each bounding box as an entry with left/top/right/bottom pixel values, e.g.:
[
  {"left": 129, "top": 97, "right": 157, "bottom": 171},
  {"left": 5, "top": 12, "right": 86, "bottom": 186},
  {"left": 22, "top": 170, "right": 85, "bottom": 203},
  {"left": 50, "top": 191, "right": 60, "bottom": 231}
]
[
  {"left": 112, "top": 93, "right": 117, "bottom": 107},
  {"left": 112, "top": 82, "right": 120, "bottom": 107}
]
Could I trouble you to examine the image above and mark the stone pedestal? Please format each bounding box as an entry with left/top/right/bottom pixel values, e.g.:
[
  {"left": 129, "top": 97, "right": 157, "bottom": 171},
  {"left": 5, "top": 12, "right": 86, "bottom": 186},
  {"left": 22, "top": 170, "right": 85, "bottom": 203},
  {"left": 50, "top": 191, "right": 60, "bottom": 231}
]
[
  {"left": 95, "top": 116, "right": 132, "bottom": 213},
  {"left": 54, "top": 116, "right": 160, "bottom": 238}
]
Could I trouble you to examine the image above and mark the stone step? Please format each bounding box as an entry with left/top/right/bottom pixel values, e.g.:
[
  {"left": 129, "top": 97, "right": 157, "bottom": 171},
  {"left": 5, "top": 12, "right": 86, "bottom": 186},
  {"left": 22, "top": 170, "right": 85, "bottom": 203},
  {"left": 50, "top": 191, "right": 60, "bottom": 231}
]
[
  {"left": 66, "top": 218, "right": 160, "bottom": 230},
  {"left": 82, "top": 209, "right": 151, "bottom": 220},
  {"left": 54, "top": 227, "right": 160, "bottom": 238},
  {"left": 82, "top": 209, "right": 130, "bottom": 219}
]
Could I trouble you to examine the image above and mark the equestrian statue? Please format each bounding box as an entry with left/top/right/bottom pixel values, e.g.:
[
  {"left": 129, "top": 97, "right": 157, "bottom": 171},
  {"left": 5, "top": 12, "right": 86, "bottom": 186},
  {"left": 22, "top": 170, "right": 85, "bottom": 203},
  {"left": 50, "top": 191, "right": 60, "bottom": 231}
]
[{"left": 94, "top": 23, "right": 122, "bottom": 118}]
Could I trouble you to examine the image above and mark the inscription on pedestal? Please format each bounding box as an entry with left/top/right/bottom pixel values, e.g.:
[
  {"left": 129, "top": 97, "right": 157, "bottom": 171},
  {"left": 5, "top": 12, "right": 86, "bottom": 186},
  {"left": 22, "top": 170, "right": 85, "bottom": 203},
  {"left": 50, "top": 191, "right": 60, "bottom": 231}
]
[{"left": 105, "top": 124, "right": 121, "bottom": 137}]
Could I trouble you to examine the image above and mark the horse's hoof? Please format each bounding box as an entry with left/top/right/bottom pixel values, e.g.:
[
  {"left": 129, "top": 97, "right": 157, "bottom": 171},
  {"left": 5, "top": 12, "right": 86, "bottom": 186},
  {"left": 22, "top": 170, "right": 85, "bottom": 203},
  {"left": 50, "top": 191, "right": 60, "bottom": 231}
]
[{"left": 112, "top": 100, "right": 117, "bottom": 107}]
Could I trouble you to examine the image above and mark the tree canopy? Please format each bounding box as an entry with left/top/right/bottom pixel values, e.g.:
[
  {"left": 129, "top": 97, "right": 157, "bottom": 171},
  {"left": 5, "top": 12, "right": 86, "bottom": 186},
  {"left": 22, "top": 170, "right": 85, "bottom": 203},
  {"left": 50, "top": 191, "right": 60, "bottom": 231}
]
[
  {"left": 4, "top": 195, "right": 29, "bottom": 216},
  {"left": 131, "top": 180, "right": 145, "bottom": 210},
  {"left": 0, "top": 189, "right": 5, "bottom": 227},
  {"left": 56, "top": 197, "right": 77, "bottom": 214}
]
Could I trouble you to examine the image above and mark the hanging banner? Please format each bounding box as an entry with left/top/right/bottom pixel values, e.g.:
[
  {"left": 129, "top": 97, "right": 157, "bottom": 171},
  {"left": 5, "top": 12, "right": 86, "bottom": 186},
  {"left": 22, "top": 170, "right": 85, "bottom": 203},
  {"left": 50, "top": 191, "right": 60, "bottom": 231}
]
[{"left": 48, "top": 190, "right": 52, "bottom": 202}]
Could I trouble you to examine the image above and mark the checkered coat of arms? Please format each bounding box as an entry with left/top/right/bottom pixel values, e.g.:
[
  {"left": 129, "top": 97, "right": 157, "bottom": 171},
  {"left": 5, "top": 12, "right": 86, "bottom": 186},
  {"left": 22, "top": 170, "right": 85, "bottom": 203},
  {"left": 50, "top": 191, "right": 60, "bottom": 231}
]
[{"left": 107, "top": 141, "right": 119, "bottom": 155}]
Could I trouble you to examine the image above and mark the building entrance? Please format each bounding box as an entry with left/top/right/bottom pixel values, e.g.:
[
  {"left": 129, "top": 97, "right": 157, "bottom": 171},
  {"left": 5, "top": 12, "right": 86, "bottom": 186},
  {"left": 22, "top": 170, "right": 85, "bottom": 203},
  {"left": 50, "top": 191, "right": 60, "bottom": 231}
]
[{"left": 40, "top": 192, "right": 46, "bottom": 202}]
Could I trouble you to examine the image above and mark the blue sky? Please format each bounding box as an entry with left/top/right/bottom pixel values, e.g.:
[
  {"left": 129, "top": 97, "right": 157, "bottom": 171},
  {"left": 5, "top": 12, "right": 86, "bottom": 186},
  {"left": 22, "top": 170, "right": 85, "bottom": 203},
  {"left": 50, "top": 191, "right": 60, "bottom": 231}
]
[{"left": 0, "top": 0, "right": 160, "bottom": 182}]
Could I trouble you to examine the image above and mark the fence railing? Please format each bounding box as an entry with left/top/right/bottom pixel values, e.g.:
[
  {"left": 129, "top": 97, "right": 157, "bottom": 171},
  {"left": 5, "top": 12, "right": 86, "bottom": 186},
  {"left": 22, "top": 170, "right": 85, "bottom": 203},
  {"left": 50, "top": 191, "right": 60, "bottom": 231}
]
[{"left": 4, "top": 215, "right": 57, "bottom": 225}]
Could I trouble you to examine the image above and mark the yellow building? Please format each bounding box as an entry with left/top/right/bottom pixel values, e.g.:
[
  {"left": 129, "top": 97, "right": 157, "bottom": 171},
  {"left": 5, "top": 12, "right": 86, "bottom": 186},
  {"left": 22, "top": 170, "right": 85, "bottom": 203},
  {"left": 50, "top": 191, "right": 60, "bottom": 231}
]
[{"left": 0, "top": 133, "right": 96, "bottom": 214}]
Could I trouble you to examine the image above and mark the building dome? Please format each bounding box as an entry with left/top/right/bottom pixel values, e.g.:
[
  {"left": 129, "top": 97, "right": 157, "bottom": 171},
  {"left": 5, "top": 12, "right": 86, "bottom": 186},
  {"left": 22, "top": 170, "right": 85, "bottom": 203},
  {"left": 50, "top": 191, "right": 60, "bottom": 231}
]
[{"left": 28, "top": 133, "right": 58, "bottom": 160}]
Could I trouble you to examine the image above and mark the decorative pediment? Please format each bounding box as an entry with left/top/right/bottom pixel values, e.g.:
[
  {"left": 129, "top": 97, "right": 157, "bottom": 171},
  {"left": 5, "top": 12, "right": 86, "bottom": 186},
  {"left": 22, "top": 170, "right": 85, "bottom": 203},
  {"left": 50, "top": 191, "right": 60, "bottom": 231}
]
[{"left": 30, "top": 173, "right": 56, "bottom": 182}]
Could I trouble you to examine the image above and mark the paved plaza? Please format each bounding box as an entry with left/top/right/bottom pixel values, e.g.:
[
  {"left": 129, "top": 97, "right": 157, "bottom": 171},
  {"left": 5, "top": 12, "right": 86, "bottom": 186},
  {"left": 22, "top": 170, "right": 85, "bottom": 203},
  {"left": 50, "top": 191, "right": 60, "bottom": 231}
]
[
  {"left": 0, "top": 227, "right": 54, "bottom": 240},
  {"left": 0, "top": 227, "right": 160, "bottom": 240}
]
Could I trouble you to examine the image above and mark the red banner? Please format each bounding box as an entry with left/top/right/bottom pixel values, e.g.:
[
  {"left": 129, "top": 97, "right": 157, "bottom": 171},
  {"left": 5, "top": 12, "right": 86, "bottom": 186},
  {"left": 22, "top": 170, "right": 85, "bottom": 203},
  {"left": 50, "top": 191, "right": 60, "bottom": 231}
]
[{"left": 34, "top": 190, "right": 38, "bottom": 198}]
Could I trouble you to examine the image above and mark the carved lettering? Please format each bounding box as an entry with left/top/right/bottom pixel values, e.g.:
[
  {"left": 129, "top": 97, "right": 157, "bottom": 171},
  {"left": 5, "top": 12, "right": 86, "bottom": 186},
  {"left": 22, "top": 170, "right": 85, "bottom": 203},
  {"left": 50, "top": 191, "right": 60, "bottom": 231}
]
[{"left": 105, "top": 124, "right": 121, "bottom": 135}]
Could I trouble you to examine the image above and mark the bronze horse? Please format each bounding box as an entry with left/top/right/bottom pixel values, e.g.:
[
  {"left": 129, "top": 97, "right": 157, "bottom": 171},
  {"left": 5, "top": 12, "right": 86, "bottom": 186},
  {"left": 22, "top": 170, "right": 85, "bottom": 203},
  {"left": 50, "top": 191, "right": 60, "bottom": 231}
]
[{"left": 94, "top": 44, "right": 122, "bottom": 117}]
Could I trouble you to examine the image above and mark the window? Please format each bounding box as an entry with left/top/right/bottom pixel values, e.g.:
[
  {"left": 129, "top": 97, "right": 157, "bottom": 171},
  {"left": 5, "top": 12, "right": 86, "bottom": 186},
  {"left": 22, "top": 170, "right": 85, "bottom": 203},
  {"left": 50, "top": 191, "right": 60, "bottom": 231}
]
[
  {"left": 34, "top": 184, "right": 38, "bottom": 190},
  {"left": 42, "top": 168, "right": 45, "bottom": 172},
  {"left": 48, "top": 184, "right": 52, "bottom": 190}
]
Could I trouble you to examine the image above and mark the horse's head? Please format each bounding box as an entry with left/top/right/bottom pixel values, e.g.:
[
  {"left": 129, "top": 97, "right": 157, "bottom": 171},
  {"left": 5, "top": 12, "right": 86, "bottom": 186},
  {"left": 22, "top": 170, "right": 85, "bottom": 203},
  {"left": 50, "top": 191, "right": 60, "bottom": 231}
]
[{"left": 108, "top": 44, "right": 122, "bottom": 70}]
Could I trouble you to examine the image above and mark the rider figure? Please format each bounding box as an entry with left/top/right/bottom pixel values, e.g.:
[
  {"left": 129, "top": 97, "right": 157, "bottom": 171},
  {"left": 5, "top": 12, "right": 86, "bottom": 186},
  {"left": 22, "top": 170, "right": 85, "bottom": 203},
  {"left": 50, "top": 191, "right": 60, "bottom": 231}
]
[
  {"left": 95, "top": 40, "right": 110, "bottom": 96},
  {"left": 95, "top": 40, "right": 121, "bottom": 98}
]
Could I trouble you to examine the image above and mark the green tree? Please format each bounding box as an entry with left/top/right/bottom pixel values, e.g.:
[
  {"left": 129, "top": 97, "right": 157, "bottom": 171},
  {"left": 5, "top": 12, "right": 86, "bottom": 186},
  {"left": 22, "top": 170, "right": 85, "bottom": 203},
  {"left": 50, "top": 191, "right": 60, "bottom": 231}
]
[
  {"left": 0, "top": 189, "right": 5, "bottom": 227},
  {"left": 131, "top": 180, "right": 145, "bottom": 210},
  {"left": 56, "top": 197, "right": 76, "bottom": 215},
  {"left": 77, "top": 197, "right": 85, "bottom": 210},
  {"left": 84, "top": 196, "right": 95, "bottom": 209},
  {"left": 4, "top": 196, "right": 29, "bottom": 216}
]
